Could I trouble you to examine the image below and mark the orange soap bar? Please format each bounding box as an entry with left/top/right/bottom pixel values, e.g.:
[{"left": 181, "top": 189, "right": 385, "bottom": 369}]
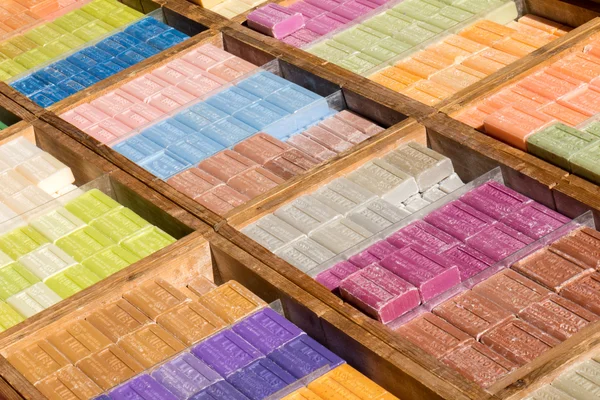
[
  {"left": 117, "top": 324, "right": 185, "bottom": 368},
  {"left": 493, "top": 38, "right": 537, "bottom": 57},
  {"left": 395, "top": 58, "right": 441, "bottom": 79},
  {"left": 412, "top": 50, "right": 455, "bottom": 70},
  {"left": 35, "top": 365, "right": 102, "bottom": 400},
  {"left": 283, "top": 388, "right": 325, "bottom": 400},
  {"left": 156, "top": 301, "right": 226, "bottom": 346},
  {"left": 462, "top": 53, "right": 505, "bottom": 75},
  {"left": 484, "top": 89, "right": 544, "bottom": 113},
  {"left": 401, "top": 86, "right": 442, "bottom": 106},
  {"left": 558, "top": 86, "right": 600, "bottom": 116},
  {"left": 552, "top": 54, "right": 600, "bottom": 82},
  {"left": 411, "top": 80, "right": 456, "bottom": 99},
  {"left": 187, "top": 276, "right": 217, "bottom": 296},
  {"left": 484, "top": 106, "right": 555, "bottom": 150},
  {"left": 48, "top": 320, "right": 113, "bottom": 363},
  {"left": 123, "top": 279, "right": 188, "bottom": 320},
  {"left": 7, "top": 341, "right": 70, "bottom": 383},
  {"left": 507, "top": 21, "right": 558, "bottom": 43},
  {"left": 459, "top": 26, "right": 505, "bottom": 46},
  {"left": 309, "top": 364, "right": 399, "bottom": 400},
  {"left": 584, "top": 43, "right": 600, "bottom": 60},
  {"left": 430, "top": 65, "right": 485, "bottom": 91},
  {"left": 198, "top": 280, "right": 266, "bottom": 324},
  {"left": 195, "top": 184, "right": 250, "bottom": 215},
  {"left": 538, "top": 102, "right": 588, "bottom": 126},
  {"left": 370, "top": 73, "right": 408, "bottom": 92},
  {"left": 86, "top": 299, "right": 151, "bottom": 342},
  {"left": 510, "top": 84, "right": 553, "bottom": 105},
  {"left": 511, "top": 31, "right": 555, "bottom": 48},
  {"left": 429, "top": 41, "right": 471, "bottom": 62},
  {"left": 518, "top": 15, "right": 564, "bottom": 35},
  {"left": 445, "top": 35, "right": 487, "bottom": 54},
  {"left": 76, "top": 345, "right": 144, "bottom": 390},
  {"left": 455, "top": 106, "right": 490, "bottom": 130},
  {"left": 518, "top": 72, "right": 581, "bottom": 99},
  {"left": 380, "top": 66, "right": 421, "bottom": 86},
  {"left": 474, "top": 20, "right": 516, "bottom": 37}
]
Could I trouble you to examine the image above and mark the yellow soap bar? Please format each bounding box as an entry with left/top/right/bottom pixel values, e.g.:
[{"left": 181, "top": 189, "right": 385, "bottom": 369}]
[
  {"left": 283, "top": 388, "right": 325, "bottom": 400},
  {"left": 309, "top": 364, "right": 400, "bottom": 400}
]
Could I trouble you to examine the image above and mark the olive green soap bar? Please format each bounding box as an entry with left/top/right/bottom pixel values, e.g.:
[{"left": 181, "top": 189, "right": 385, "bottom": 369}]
[
  {"left": 0, "top": 262, "right": 40, "bottom": 301},
  {"left": 82, "top": 245, "right": 140, "bottom": 278},
  {"left": 90, "top": 207, "right": 151, "bottom": 243},
  {"left": 0, "top": 301, "right": 24, "bottom": 330},
  {"left": 121, "top": 227, "right": 176, "bottom": 258},
  {"left": 56, "top": 226, "right": 115, "bottom": 262},
  {"left": 45, "top": 272, "right": 84, "bottom": 299},
  {"left": 571, "top": 141, "right": 600, "bottom": 185},
  {"left": 65, "top": 189, "right": 121, "bottom": 223},
  {"left": 0, "top": 227, "right": 49, "bottom": 259}
]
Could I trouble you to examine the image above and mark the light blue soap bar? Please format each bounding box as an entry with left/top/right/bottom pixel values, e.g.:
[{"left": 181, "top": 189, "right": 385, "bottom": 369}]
[
  {"left": 266, "top": 85, "right": 330, "bottom": 128},
  {"left": 200, "top": 117, "right": 257, "bottom": 147},
  {"left": 233, "top": 100, "right": 290, "bottom": 131},
  {"left": 205, "top": 87, "right": 261, "bottom": 115},
  {"left": 142, "top": 119, "right": 194, "bottom": 147},
  {"left": 140, "top": 151, "right": 191, "bottom": 180},
  {"left": 236, "top": 71, "right": 291, "bottom": 98},
  {"left": 189, "top": 103, "right": 229, "bottom": 124},
  {"left": 113, "top": 135, "right": 163, "bottom": 163},
  {"left": 174, "top": 109, "right": 212, "bottom": 131},
  {"left": 167, "top": 132, "right": 225, "bottom": 164}
]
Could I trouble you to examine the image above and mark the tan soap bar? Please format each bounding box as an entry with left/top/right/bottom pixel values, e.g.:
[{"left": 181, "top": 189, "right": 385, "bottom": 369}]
[
  {"left": 198, "top": 150, "right": 258, "bottom": 182},
  {"left": 117, "top": 324, "right": 185, "bottom": 368},
  {"left": 198, "top": 280, "right": 266, "bottom": 324},
  {"left": 228, "top": 167, "right": 285, "bottom": 198},
  {"left": 7, "top": 340, "right": 70, "bottom": 383},
  {"left": 86, "top": 299, "right": 151, "bottom": 342},
  {"left": 123, "top": 279, "right": 188, "bottom": 319},
  {"left": 76, "top": 345, "right": 144, "bottom": 390},
  {"left": 48, "top": 320, "right": 113, "bottom": 363},
  {"left": 35, "top": 365, "right": 102, "bottom": 400},
  {"left": 187, "top": 276, "right": 217, "bottom": 296},
  {"left": 156, "top": 301, "right": 226, "bottom": 345},
  {"left": 167, "top": 168, "right": 221, "bottom": 199}
]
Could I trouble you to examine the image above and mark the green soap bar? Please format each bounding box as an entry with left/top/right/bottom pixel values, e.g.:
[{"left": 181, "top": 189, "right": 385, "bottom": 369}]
[
  {"left": 45, "top": 272, "right": 83, "bottom": 299},
  {"left": 72, "top": 21, "right": 113, "bottom": 41},
  {"left": 0, "top": 60, "right": 27, "bottom": 77},
  {"left": 308, "top": 41, "right": 356, "bottom": 63},
  {"left": 90, "top": 207, "right": 151, "bottom": 243},
  {"left": 39, "top": 40, "right": 72, "bottom": 58},
  {"left": 121, "top": 227, "right": 176, "bottom": 258},
  {"left": 0, "top": 227, "right": 49, "bottom": 260},
  {"left": 0, "top": 301, "right": 24, "bottom": 329},
  {"left": 63, "top": 264, "right": 100, "bottom": 288},
  {"left": 9, "top": 36, "right": 38, "bottom": 52},
  {"left": 14, "top": 49, "right": 51, "bottom": 69},
  {"left": 336, "top": 53, "right": 380, "bottom": 74},
  {"left": 394, "top": 1, "right": 459, "bottom": 29},
  {"left": 56, "top": 226, "right": 115, "bottom": 262},
  {"left": 0, "top": 121, "right": 8, "bottom": 130},
  {"left": 53, "top": 10, "right": 96, "bottom": 32},
  {"left": 334, "top": 26, "right": 387, "bottom": 51},
  {"left": 0, "top": 42, "right": 23, "bottom": 59},
  {"left": 0, "top": 70, "right": 10, "bottom": 81},
  {"left": 82, "top": 245, "right": 140, "bottom": 278},
  {"left": 378, "top": 37, "right": 411, "bottom": 54},
  {"left": 101, "top": 7, "right": 143, "bottom": 28},
  {"left": 446, "top": 0, "right": 503, "bottom": 13},
  {"left": 571, "top": 142, "right": 600, "bottom": 185},
  {"left": 0, "top": 262, "right": 40, "bottom": 301},
  {"left": 527, "top": 123, "right": 599, "bottom": 171},
  {"left": 364, "top": 13, "right": 412, "bottom": 36},
  {"left": 362, "top": 43, "right": 399, "bottom": 62},
  {"left": 582, "top": 121, "right": 600, "bottom": 138},
  {"left": 24, "top": 24, "right": 66, "bottom": 46},
  {"left": 57, "top": 34, "right": 86, "bottom": 50},
  {"left": 81, "top": 0, "right": 123, "bottom": 18},
  {"left": 65, "top": 189, "right": 122, "bottom": 223},
  {"left": 438, "top": 5, "right": 474, "bottom": 22},
  {"left": 391, "top": 19, "right": 442, "bottom": 46}
]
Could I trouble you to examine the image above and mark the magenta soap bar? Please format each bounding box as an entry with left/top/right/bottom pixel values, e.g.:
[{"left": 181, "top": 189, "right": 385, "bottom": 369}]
[
  {"left": 460, "top": 181, "right": 532, "bottom": 219},
  {"left": 500, "top": 203, "right": 570, "bottom": 239},
  {"left": 380, "top": 247, "right": 461, "bottom": 302},
  {"left": 332, "top": 0, "right": 374, "bottom": 20},
  {"left": 466, "top": 224, "right": 534, "bottom": 262},
  {"left": 315, "top": 260, "right": 360, "bottom": 293},
  {"left": 387, "top": 221, "right": 460, "bottom": 253},
  {"left": 306, "top": 12, "right": 349, "bottom": 35},
  {"left": 248, "top": 4, "right": 305, "bottom": 39},
  {"left": 348, "top": 250, "right": 379, "bottom": 269},
  {"left": 339, "top": 264, "right": 420, "bottom": 323},
  {"left": 442, "top": 245, "right": 495, "bottom": 281},
  {"left": 288, "top": 2, "right": 327, "bottom": 19},
  {"left": 424, "top": 201, "right": 496, "bottom": 241}
]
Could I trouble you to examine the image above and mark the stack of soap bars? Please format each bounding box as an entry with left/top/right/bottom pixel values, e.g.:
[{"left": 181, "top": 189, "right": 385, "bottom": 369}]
[
  {"left": 525, "top": 356, "right": 600, "bottom": 399},
  {"left": 198, "top": 0, "right": 266, "bottom": 19},
  {"left": 4, "top": 0, "right": 189, "bottom": 107},
  {"left": 243, "top": 142, "right": 464, "bottom": 273},
  {"left": 6, "top": 278, "right": 399, "bottom": 400},
  {"left": 60, "top": 48, "right": 385, "bottom": 215},
  {"left": 456, "top": 38, "right": 600, "bottom": 186},
  {"left": 397, "top": 226, "right": 600, "bottom": 388}
]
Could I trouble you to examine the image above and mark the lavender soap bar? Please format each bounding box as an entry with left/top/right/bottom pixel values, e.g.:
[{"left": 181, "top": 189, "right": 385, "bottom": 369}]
[
  {"left": 247, "top": 4, "right": 305, "bottom": 39},
  {"left": 227, "top": 358, "right": 297, "bottom": 400},
  {"left": 110, "top": 375, "right": 178, "bottom": 400},
  {"left": 232, "top": 308, "right": 303, "bottom": 354},
  {"left": 151, "top": 353, "right": 221, "bottom": 399},
  {"left": 192, "top": 330, "right": 263, "bottom": 376}
]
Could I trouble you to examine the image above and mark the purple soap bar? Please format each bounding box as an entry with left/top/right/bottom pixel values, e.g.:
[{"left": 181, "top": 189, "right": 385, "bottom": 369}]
[
  {"left": 442, "top": 245, "right": 495, "bottom": 281},
  {"left": 192, "top": 330, "right": 263, "bottom": 376},
  {"left": 288, "top": 1, "right": 327, "bottom": 19},
  {"left": 500, "top": 203, "right": 570, "bottom": 239},
  {"left": 110, "top": 375, "right": 178, "bottom": 400},
  {"left": 367, "top": 240, "right": 399, "bottom": 260},
  {"left": 268, "top": 334, "right": 344, "bottom": 378},
  {"left": 306, "top": 12, "right": 349, "bottom": 35},
  {"left": 387, "top": 221, "right": 460, "bottom": 253},
  {"left": 380, "top": 246, "right": 461, "bottom": 302},
  {"left": 190, "top": 381, "right": 250, "bottom": 400},
  {"left": 339, "top": 264, "right": 420, "bottom": 323},
  {"left": 348, "top": 251, "right": 379, "bottom": 269},
  {"left": 305, "top": 0, "right": 340, "bottom": 11},
  {"left": 247, "top": 4, "right": 305, "bottom": 39},
  {"left": 331, "top": 0, "right": 374, "bottom": 20},
  {"left": 424, "top": 201, "right": 496, "bottom": 241},
  {"left": 460, "top": 181, "right": 532, "bottom": 219},
  {"left": 232, "top": 308, "right": 303, "bottom": 354},
  {"left": 227, "top": 358, "right": 297, "bottom": 400},
  {"left": 152, "top": 353, "right": 221, "bottom": 399},
  {"left": 466, "top": 223, "right": 534, "bottom": 262},
  {"left": 315, "top": 270, "right": 343, "bottom": 292},
  {"left": 315, "top": 261, "right": 361, "bottom": 293}
]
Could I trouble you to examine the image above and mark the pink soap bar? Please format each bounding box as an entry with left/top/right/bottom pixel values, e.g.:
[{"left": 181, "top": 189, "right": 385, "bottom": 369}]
[
  {"left": 228, "top": 168, "right": 285, "bottom": 198},
  {"left": 73, "top": 103, "right": 110, "bottom": 125},
  {"left": 332, "top": 1, "right": 374, "bottom": 20},
  {"left": 91, "top": 90, "right": 140, "bottom": 117},
  {"left": 287, "top": 134, "right": 336, "bottom": 162},
  {"left": 380, "top": 247, "right": 461, "bottom": 302},
  {"left": 288, "top": 1, "right": 327, "bottom": 19},
  {"left": 198, "top": 150, "right": 258, "bottom": 182},
  {"left": 367, "top": 240, "right": 399, "bottom": 260},
  {"left": 306, "top": 12, "right": 349, "bottom": 35},
  {"left": 442, "top": 245, "right": 495, "bottom": 281},
  {"left": 304, "top": 0, "right": 340, "bottom": 11},
  {"left": 233, "top": 133, "right": 291, "bottom": 165},
  {"left": 182, "top": 49, "right": 222, "bottom": 71},
  {"left": 114, "top": 109, "right": 152, "bottom": 129},
  {"left": 302, "top": 126, "right": 353, "bottom": 153},
  {"left": 339, "top": 264, "right": 420, "bottom": 323},
  {"left": 318, "top": 117, "right": 369, "bottom": 144},
  {"left": 387, "top": 221, "right": 460, "bottom": 253},
  {"left": 316, "top": 260, "right": 361, "bottom": 293},
  {"left": 465, "top": 223, "right": 534, "bottom": 262},
  {"left": 460, "top": 181, "right": 532, "bottom": 219},
  {"left": 148, "top": 94, "right": 183, "bottom": 113},
  {"left": 195, "top": 184, "right": 250, "bottom": 215},
  {"left": 152, "top": 65, "right": 189, "bottom": 85},
  {"left": 500, "top": 203, "right": 569, "bottom": 239},
  {"left": 167, "top": 168, "right": 221, "bottom": 199},
  {"left": 282, "top": 35, "right": 309, "bottom": 48},
  {"left": 161, "top": 86, "right": 196, "bottom": 105},
  {"left": 62, "top": 109, "right": 95, "bottom": 130},
  {"left": 121, "top": 76, "right": 169, "bottom": 101},
  {"left": 168, "top": 59, "right": 204, "bottom": 77},
  {"left": 424, "top": 201, "right": 496, "bottom": 241},
  {"left": 96, "top": 119, "right": 131, "bottom": 138},
  {"left": 348, "top": 251, "right": 380, "bottom": 269},
  {"left": 178, "top": 72, "right": 225, "bottom": 98},
  {"left": 247, "top": 4, "right": 305, "bottom": 39},
  {"left": 197, "top": 45, "right": 234, "bottom": 64},
  {"left": 289, "top": 28, "right": 321, "bottom": 45},
  {"left": 87, "top": 124, "right": 118, "bottom": 144}
]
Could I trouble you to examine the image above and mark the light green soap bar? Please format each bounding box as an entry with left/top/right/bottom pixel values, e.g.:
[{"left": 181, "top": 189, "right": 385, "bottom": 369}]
[
  {"left": 72, "top": 20, "right": 113, "bottom": 41},
  {"left": 63, "top": 264, "right": 100, "bottom": 288},
  {"left": 337, "top": 53, "right": 380, "bottom": 74},
  {"left": 90, "top": 207, "right": 151, "bottom": 243},
  {"left": 0, "top": 60, "right": 27, "bottom": 77},
  {"left": 309, "top": 41, "right": 356, "bottom": 63},
  {"left": 0, "top": 41, "right": 23, "bottom": 59},
  {"left": 0, "top": 262, "right": 40, "bottom": 301},
  {"left": 438, "top": 5, "right": 474, "bottom": 22},
  {"left": 362, "top": 43, "right": 400, "bottom": 62},
  {"left": 571, "top": 142, "right": 600, "bottom": 185},
  {"left": 39, "top": 40, "right": 73, "bottom": 58},
  {"left": 0, "top": 69, "right": 11, "bottom": 81},
  {"left": 13, "top": 49, "right": 51, "bottom": 69},
  {"left": 30, "top": 207, "right": 86, "bottom": 242},
  {"left": 363, "top": 13, "right": 412, "bottom": 36},
  {"left": 24, "top": 24, "right": 67, "bottom": 46},
  {"left": 122, "top": 227, "right": 176, "bottom": 258},
  {"left": 527, "top": 123, "right": 599, "bottom": 171},
  {"left": 57, "top": 34, "right": 86, "bottom": 50},
  {"left": 82, "top": 245, "right": 140, "bottom": 278},
  {"left": 0, "top": 227, "right": 49, "bottom": 260},
  {"left": 0, "top": 301, "right": 24, "bottom": 329},
  {"left": 582, "top": 121, "right": 600, "bottom": 138},
  {"left": 101, "top": 7, "right": 143, "bottom": 28},
  {"left": 45, "top": 272, "right": 82, "bottom": 299},
  {"left": 81, "top": 0, "right": 123, "bottom": 18},
  {"left": 9, "top": 37, "right": 37, "bottom": 52},
  {"left": 445, "top": 0, "right": 502, "bottom": 13},
  {"left": 0, "top": 251, "right": 13, "bottom": 269},
  {"left": 65, "top": 189, "right": 122, "bottom": 223},
  {"left": 334, "top": 26, "right": 387, "bottom": 52},
  {"left": 56, "top": 226, "right": 115, "bottom": 262},
  {"left": 53, "top": 10, "right": 96, "bottom": 32}
]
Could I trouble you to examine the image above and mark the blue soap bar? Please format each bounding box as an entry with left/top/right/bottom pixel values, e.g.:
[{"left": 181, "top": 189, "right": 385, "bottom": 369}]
[
  {"left": 113, "top": 135, "right": 163, "bottom": 163},
  {"left": 174, "top": 109, "right": 212, "bottom": 131},
  {"left": 12, "top": 76, "right": 49, "bottom": 96},
  {"left": 117, "top": 50, "right": 146, "bottom": 66},
  {"left": 228, "top": 358, "right": 297, "bottom": 400},
  {"left": 191, "top": 330, "right": 263, "bottom": 377},
  {"left": 104, "top": 58, "right": 128, "bottom": 72},
  {"left": 79, "top": 47, "right": 114, "bottom": 63},
  {"left": 31, "top": 92, "right": 56, "bottom": 107},
  {"left": 147, "top": 29, "right": 187, "bottom": 51},
  {"left": 125, "top": 18, "right": 169, "bottom": 42},
  {"left": 266, "top": 85, "right": 330, "bottom": 127},
  {"left": 139, "top": 150, "right": 191, "bottom": 180},
  {"left": 268, "top": 334, "right": 344, "bottom": 379},
  {"left": 190, "top": 381, "right": 250, "bottom": 400},
  {"left": 206, "top": 87, "right": 260, "bottom": 115},
  {"left": 52, "top": 60, "right": 84, "bottom": 76},
  {"left": 236, "top": 72, "right": 291, "bottom": 98},
  {"left": 110, "top": 375, "right": 178, "bottom": 400},
  {"left": 60, "top": 79, "right": 87, "bottom": 94},
  {"left": 40, "top": 86, "right": 70, "bottom": 103},
  {"left": 88, "top": 64, "right": 113, "bottom": 80},
  {"left": 110, "top": 32, "right": 142, "bottom": 48},
  {"left": 67, "top": 51, "right": 99, "bottom": 71},
  {"left": 233, "top": 100, "right": 291, "bottom": 135},
  {"left": 200, "top": 117, "right": 257, "bottom": 147},
  {"left": 34, "top": 67, "right": 68, "bottom": 85},
  {"left": 97, "top": 38, "right": 129, "bottom": 56},
  {"left": 167, "top": 134, "right": 224, "bottom": 165},
  {"left": 188, "top": 103, "right": 228, "bottom": 124},
  {"left": 152, "top": 353, "right": 222, "bottom": 399},
  {"left": 142, "top": 118, "right": 194, "bottom": 147},
  {"left": 232, "top": 308, "right": 303, "bottom": 354},
  {"left": 72, "top": 71, "right": 101, "bottom": 87},
  {"left": 132, "top": 42, "right": 161, "bottom": 58}
]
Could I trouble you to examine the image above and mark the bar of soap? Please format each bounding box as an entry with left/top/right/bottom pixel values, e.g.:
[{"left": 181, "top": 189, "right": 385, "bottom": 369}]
[
  {"left": 287, "top": 134, "right": 337, "bottom": 162},
  {"left": 7, "top": 340, "right": 70, "bottom": 384},
  {"left": 309, "top": 218, "right": 371, "bottom": 254},
  {"left": 310, "top": 364, "right": 399, "bottom": 400},
  {"left": 248, "top": 4, "right": 304, "bottom": 39},
  {"left": 65, "top": 189, "right": 121, "bottom": 223},
  {"left": 347, "top": 199, "right": 410, "bottom": 234},
  {"left": 110, "top": 375, "right": 178, "bottom": 400},
  {"left": 315, "top": 261, "right": 361, "bottom": 293},
  {"left": 465, "top": 223, "right": 533, "bottom": 262},
  {"left": 198, "top": 150, "right": 257, "bottom": 183},
  {"left": 198, "top": 280, "right": 266, "bottom": 324},
  {"left": 82, "top": 245, "right": 140, "bottom": 278},
  {"left": 35, "top": 365, "right": 102, "bottom": 400},
  {"left": 339, "top": 264, "right": 420, "bottom": 323},
  {"left": 424, "top": 201, "right": 495, "bottom": 241},
  {"left": 124, "top": 278, "right": 187, "bottom": 320},
  {"left": 76, "top": 345, "right": 144, "bottom": 390},
  {"left": 155, "top": 300, "right": 225, "bottom": 346},
  {"left": 347, "top": 159, "right": 419, "bottom": 205},
  {"left": 500, "top": 203, "right": 569, "bottom": 239},
  {"left": 55, "top": 226, "right": 114, "bottom": 262},
  {"left": 525, "top": 386, "right": 577, "bottom": 400},
  {"left": 282, "top": 388, "right": 324, "bottom": 400},
  {"left": 0, "top": 261, "right": 40, "bottom": 301},
  {"left": 0, "top": 226, "right": 49, "bottom": 259},
  {"left": 152, "top": 353, "right": 221, "bottom": 399},
  {"left": 193, "top": 380, "right": 253, "bottom": 399},
  {"left": 460, "top": 181, "right": 531, "bottom": 219},
  {"left": 441, "top": 244, "right": 494, "bottom": 281},
  {"left": 19, "top": 244, "right": 76, "bottom": 280},
  {"left": 484, "top": 106, "right": 555, "bottom": 151},
  {"left": 570, "top": 141, "right": 600, "bottom": 185},
  {"left": 334, "top": 110, "right": 384, "bottom": 137},
  {"left": 0, "top": 137, "right": 43, "bottom": 168},
  {"left": 314, "top": 177, "right": 377, "bottom": 215},
  {"left": 275, "top": 237, "right": 336, "bottom": 272},
  {"left": 121, "top": 226, "right": 176, "bottom": 258},
  {"left": 228, "top": 168, "right": 285, "bottom": 199},
  {"left": 47, "top": 320, "right": 112, "bottom": 363},
  {"left": 86, "top": 299, "right": 151, "bottom": 342},
  {"left": 387, "top": 220, "right": 460, "bottom": 253},
  {"left": 561, "top": 272, "right": 600, "bottom": 315},
  {"left": 29, "top": 207, "right": 86, "bottom": 243},
  {"left": 118, "top": 324, "right": 186, "bottom": 368}
]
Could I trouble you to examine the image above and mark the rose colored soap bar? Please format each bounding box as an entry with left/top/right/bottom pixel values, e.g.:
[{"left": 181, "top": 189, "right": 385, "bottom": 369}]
[
  {"left": 387, "top": 220, "right": 460, "bottom": 253},
  {"left": 460, "top": 181, "right": 532, "bottom": 219},
  {"left": 424, "top": 201, "right": 495, "bottom": 241},
  {"left": 500, "top": 203, "right": 569, "bottom": 239},
  {"left": 465, "top": 223, "right": 534, "bottom": 262},
  {"left": 315, "top": 261, "right": 360, "bottom": 293},
  {"left": 339, "top": 264, "right": 420, "bottom": 323},
  {"left": 247, "top": 4, "right": 305, "bottom": 39}
]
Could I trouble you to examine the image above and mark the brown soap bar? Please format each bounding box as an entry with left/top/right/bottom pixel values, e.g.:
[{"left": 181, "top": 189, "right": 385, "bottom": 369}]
[
  {"left": 334, "top": 110, "right": 384, "bottom": 137},
  {"left": 117, "top": 324, "right": 185, "bottom": 368},
  {"left": 198, "top": 150, "right": 258, "bottom": 182},
  {"left": 550, "top": 227, "right": 600, "bottom": 270},
  {"left": 233, "top": 133, "right": 291, "bottom": 164},
  {"left": 512, "top": 249, "right": 592, "bottom": 292},
  {"left": 76, "top": 345, "right": 143, "bottom": 390},
  {"left": 228, "top": 168, "right": 285, "bottom": 198},
  {"left": 35, "top": 365, "right": 102, "bottom": 400},
  {"left": 156, "top": 301, "right": 226, "bottom": 346},
  {"left": 123, "top": 279, "right": 188, "bottom": 319},
  {"left": 187, "top": 276, "right": 217, "bottom": 296},
  {"left": 441, "top": 340, "right": 517, "bottom": 388},
  {"left": 472, "top": 269, "right": 552, "bottom": 313},
  {"left": 519, "top": 294, "right": 599, "bottom": 341},
  {"left": 195, "top": 185, "right": 250, "bottom": 215},
  {"left": 318, "top": 116, "right": 369, "bottom": 144},
  {"left": 562, "top": 272, "right": 600, "bottom": 315},
  {"left": 396, "top": 312, "right": 471, "bottom": 359},
  {"left": 433, "top": 291, "right": 514, "bottom": 339},
  {"left": 86, "top": 299, "right": 152, "bottom": 342},
  {"left": 481, "top": 319, "right": 560, "bottom": 365},
  {"left": 166, "top": 168, "right": 221, "bottom": 199},
  {"left": 48, "top": 320, "right": 112, "bottom": 363},
  {"left": 7, "top": 341, "right": 70, "bottom": 383},
  {"left": 264, "top": 148, "right": 319, "bottom": 180},
  {"left": 198, "top": 281, "right": 266, "bottom": 324}
]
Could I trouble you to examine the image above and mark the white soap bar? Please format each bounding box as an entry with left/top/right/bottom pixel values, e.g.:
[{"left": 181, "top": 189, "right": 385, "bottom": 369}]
[
  {"left": 0, "top": 202, "right": 18, "bottom": 224},
  {"left": 289, "top": 196, "right": 341, "bottom": 225},
  {"left": 403, "top": 195, "right": 431, "bottom": 213},
  {"left": 384, "top": 143, "right": 454, "bottom": 191},
  {"left": 26, "top": 282, "right": 61, "bottom": 308},
  {"left": 274, "top": 202, "right": 336, "bottom": 234},
  {"left": 275, "top": 237, "right": 335, "bottom": 273},
  {"left": 7, "top": 291, "right": 45, "bottom": 318},
  {"left": 422, "top": 186, "right": 447, "bottom": 203},
  {"left": 439, "top": 173, "right": 464, "bottom": 194},
  {"left": 313, "top": 178, "right": 376, "bottom": 215},
  {"left": 483, "top": 0, "right": 518, "bottom": 24},
  {"left": 574, "top": 360, "right": 600, "bottom": 386},
  {"left": 553, "top": 369, "right": 600, "bottom": 400},
  {"left": 0, "top": 170, "right": 33, "bottom": 198},
  {"left": 4, "top": 186, "right": 54, "bottom": 214},
  {"left": 241, "top": 224, "right": 287, "bottom": 252},
  {"left": 309, "top": 218, "right": 372, "bottom": 254},
  {"left": 348, "top": 199, "right": 410, "bottom": 234},
  {"left": 255, "top": 214, "right": 304, "bottom": 244},
  {"left": 15, "top": 153, "right": 75, "bottom": 195},
  {"left": 29, "top": 207, "right": 86, "bottom": 242},
  {"left": 524, "top": 386, "right": 575, "bottom": 400},
  {"left": 19, "top": 244, "right": 78, "bottom": 280},
  {"left": 0, "top": 250, "right": 13, "bottom": 268},
  {"left": 0, "top": 159, "right": 11, "bottom": 174},
  {"left": 347, "top": 160, "right": 419, "bottom": 205},
  {"left": 0, "top": 138, "right": 43, "bottom": 168},
  {"left": 0, "top": 217, "right": 26, "bottom": 236}
]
